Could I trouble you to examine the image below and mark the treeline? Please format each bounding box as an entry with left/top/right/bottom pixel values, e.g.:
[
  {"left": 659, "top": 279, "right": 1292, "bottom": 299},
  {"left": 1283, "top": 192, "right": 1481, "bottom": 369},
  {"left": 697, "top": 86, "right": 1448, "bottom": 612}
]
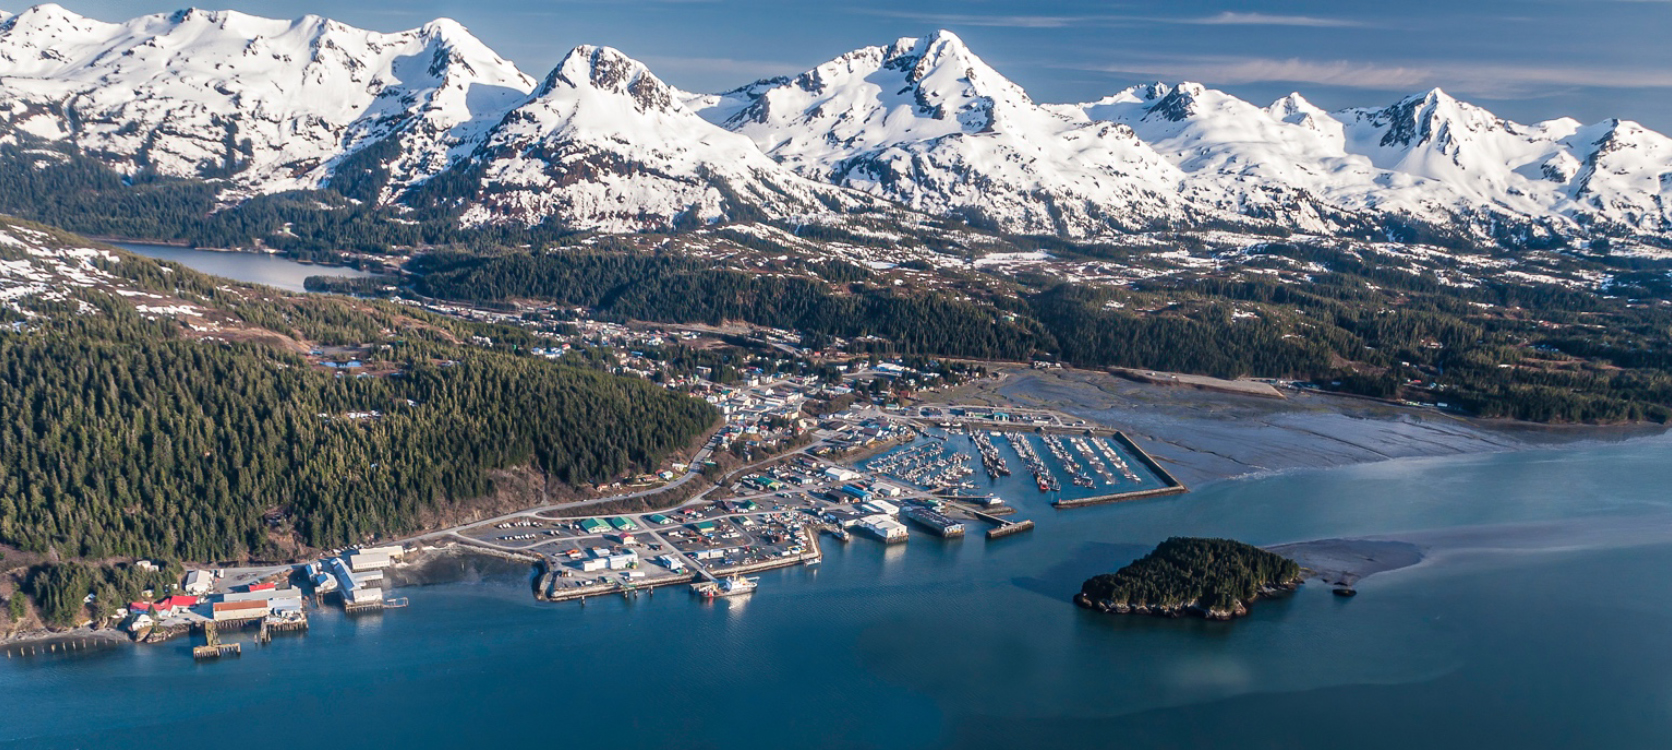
[
  {"left": 408, "top": 244, "right": 1672, "bottom": 422},
  {"left": 1174, "top": 243, "right": 1672, "bottom": 422},
  {"left": 0, "top": 318, "right": 715, "bottom": 561},
  {"left": 413, "top": 251, "right": 1047, "bottom": 362},
  {"left": 0, "top": 144, "right": 589, "bottom": 258},
  {"left": 23, "top": 561, "right": 184, "bottom": 628},
  {"left": 1079, "top": 537, "right": 1300, "bottom": 612},
  {"left": 410, "top": 249, "right": 1337, "bottom": 378},
  {"left": 0, "top": 239, "right": 719, "bottom": 563}
]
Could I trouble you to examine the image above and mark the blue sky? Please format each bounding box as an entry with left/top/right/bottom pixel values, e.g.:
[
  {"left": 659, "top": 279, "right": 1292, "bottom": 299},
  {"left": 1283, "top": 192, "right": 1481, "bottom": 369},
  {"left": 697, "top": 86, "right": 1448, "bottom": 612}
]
[{"left": 49, "top": 0, "right": 1672, "bottom": 130}]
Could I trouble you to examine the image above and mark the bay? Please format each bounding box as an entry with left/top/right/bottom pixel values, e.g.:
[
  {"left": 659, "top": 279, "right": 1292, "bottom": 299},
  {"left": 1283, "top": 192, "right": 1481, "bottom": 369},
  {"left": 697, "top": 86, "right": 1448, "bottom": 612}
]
[{"left": 5, "top": 438, "right": 1672, "bottom": 748}]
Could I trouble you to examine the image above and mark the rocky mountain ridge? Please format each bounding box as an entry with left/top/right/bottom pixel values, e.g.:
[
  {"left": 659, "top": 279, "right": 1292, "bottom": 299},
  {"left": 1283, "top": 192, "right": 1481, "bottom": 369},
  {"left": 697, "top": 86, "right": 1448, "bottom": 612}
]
[{"left": 1, "top": 5, "right": 1666, "bottom": 247}]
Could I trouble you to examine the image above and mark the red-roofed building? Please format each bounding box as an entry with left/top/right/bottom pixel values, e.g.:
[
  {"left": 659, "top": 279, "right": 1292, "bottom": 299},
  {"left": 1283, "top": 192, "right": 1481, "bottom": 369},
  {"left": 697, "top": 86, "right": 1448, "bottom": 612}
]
[
  {"left": 159, "top": 595, "right": 198, "bottom": 613},
  {"left": 246, "top": 582, "right": 276, "bottom": 592}
]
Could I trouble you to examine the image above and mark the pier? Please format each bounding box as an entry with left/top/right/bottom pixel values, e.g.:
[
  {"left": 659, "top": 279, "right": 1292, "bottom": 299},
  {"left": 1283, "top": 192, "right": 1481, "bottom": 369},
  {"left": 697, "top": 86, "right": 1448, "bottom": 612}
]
[
  {"left": 191, "top": 622, "right": 241, "bottom": 660},
  {"left": 343, "top": 597, "right": 386, "bottom": 614},
  {"left": 985, "top": 518, "right": 1035, "bottom": 539},
  {"left": 947, "top": 503, "right": 1035, "bottom": 539},
  {"left": 1, "top": 636, "right": 118, "bottom": 658}
]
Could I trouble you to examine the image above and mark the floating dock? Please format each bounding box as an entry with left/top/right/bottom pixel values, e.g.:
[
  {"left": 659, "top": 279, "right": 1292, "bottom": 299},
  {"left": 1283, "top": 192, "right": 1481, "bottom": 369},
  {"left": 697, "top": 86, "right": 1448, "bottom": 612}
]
[{"left": 1050, "top": 432, "right": 1189, "bottom": 509}]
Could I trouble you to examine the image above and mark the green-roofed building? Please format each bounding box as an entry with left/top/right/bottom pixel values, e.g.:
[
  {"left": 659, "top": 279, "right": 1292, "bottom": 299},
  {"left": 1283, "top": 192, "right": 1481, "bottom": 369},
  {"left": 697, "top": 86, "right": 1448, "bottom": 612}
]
[
  {"left": 609, "top": 517, "right": 639, "bottom": 531},
  {"left": 692, "top": 520, "right": 719, "bottom": 535},
  {"left": 579, "top": 518, "right": 610, "bottom": 534},
  {"left": 647, "top": 514, "right": 672, "bottom": 525}
]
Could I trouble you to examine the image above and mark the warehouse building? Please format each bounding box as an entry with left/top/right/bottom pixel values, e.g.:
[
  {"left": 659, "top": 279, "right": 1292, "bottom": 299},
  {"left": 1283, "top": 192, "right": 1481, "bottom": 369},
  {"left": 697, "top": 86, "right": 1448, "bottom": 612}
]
[
  {"left": 212, "top": 599, "right": 269, "bottom": 623},
  {"left": 856, "top": 514, "right": 908, "bottom": 543}
]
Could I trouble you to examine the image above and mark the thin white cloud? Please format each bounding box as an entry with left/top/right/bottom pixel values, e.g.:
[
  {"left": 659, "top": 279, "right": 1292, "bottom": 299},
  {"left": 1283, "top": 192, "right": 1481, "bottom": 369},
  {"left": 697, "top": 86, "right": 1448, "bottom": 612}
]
[
  {"left": 1075, "top": 55, "right": 1672, "bottom": 97},
  {"left": 637, "top": 55, "right": 809, "bottom": 80},
  {"left": 1080, "top": 56, "right": 1428, "bottom": 89},
  {"left": 856, "top": 9, "right": 1129, "bottom": 29},
  {"left": 1185, "top": 12, "right": 1364, "bottom": 28}
]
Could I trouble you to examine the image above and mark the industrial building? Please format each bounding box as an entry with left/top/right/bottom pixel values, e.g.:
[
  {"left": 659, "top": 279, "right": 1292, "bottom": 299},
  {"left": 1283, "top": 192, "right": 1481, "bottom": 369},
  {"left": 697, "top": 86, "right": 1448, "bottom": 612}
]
[
  {"left": 327, "top": 556, "right": 386, "bottom": 610},
  {"left": 903, "top": 506, "right": 966, "bottom": 538},
  {"left": 840, "top": 484, "right": 873, "bottom": 502},
  {"left": 856, "top": 514, "right": 909, "bottom": 543},
  {"left": 347, "top": 548, "right": 394, "bottom": 572},
  {"left": 860, "top": 499, "right": 900, "bottom": 517},
  {"left": 183, "top": 570, "right": 217, "bottom": 596},
  {"left": 211, "top": 599, "right": 269, "bottom": 623}
]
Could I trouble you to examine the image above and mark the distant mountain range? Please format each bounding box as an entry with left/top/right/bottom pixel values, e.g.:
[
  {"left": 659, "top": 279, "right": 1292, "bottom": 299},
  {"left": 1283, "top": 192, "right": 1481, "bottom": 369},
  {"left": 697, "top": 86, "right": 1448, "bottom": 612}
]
[{"left": 2, "top": 4, "right": 1668, "bottom": 247}]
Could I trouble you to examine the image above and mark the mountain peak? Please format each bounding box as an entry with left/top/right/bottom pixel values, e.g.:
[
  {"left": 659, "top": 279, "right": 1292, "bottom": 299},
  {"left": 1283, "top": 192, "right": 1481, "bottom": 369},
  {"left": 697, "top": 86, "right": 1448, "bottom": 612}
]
[
  {"left": 1145, "top": 82, "right": 1209, "bottom": 121},
  {"left": 1267, "top": 92, "right": 1333, "bottom": 129},
  {"left": 419, "top": 17, "right": 470, "bottom": 38},
  {"left": 888, "top": 29, "right": 1007, "bottom": 93},
  {"left": 5, "top": 2, "right": 95, "bottom": 29},
  {"left": 904, "top": 29, "right": 971, "bottom": 61},
  {"left": 541, "top": 44, "right": 676, "bottom": 113}
]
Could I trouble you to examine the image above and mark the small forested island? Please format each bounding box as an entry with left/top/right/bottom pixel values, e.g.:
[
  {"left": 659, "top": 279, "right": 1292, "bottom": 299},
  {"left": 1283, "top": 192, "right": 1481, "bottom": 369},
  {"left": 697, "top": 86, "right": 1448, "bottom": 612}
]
[{"left": 1075, "top": 537, "right": 1303, "bottom": 621}]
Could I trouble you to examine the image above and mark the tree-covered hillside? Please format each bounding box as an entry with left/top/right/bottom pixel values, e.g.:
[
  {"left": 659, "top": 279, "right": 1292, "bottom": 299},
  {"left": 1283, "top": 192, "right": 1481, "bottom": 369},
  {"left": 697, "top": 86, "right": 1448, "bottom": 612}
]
[
  {"left": 0, "top": 220, "right": 718, "bottom": 563},
  {"left": 407, "top": 245, "right": 1672, "bottom": 423}
]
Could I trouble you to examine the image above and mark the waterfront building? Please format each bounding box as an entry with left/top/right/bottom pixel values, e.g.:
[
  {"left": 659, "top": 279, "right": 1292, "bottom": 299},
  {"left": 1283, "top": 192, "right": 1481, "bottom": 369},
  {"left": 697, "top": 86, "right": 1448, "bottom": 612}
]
[
  {"left": 856, "top": 514, "right": 909, "bottom": 543},
  {"left": 212, "top": 600, "right": 269, "bottom": 623}
]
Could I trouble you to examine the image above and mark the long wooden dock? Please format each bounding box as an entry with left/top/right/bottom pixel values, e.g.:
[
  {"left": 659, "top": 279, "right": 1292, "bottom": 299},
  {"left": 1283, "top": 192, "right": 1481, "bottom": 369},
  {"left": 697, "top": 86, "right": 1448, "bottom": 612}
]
[{"left": 192, "top": 622, "right": 241, "bottom": 660}]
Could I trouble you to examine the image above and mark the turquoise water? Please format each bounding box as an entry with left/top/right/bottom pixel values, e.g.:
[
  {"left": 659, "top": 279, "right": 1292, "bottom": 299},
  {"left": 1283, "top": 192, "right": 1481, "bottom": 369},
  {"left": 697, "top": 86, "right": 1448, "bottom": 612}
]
[
  {"left": 6, "top": 438, "right": 1672, "bottom": 748},
  {"left": 113, "top": 242, "right": 379, "bottom": 294}
]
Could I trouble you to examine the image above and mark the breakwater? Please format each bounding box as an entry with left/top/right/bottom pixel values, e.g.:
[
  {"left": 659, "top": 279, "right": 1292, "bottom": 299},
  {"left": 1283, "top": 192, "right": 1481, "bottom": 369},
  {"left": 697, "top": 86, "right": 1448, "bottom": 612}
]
[{"left": 1052, "top": 432, "right": 1188, "bottom": 509}]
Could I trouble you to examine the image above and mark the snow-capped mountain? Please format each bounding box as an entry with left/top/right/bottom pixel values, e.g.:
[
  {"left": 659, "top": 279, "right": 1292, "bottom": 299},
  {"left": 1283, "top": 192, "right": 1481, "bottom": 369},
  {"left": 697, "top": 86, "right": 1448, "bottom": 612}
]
[
  {"left": 0, "top": 3, "right": 534, "bottom": 198},
  {"left": 425, "top": 45, "right": 872, "bottom": 232},
  {"left": 1079, "top": 83, "right": 1672, "bottom": 244},
  {"left": 703, "top": 32, "right": 1671, "bottom": 245},
  {"left": 693, "top": 31, "right": 1198, "bottom": 237},
  {"left": 0, "top": 5, "right": 1666, "bottom": 247}
]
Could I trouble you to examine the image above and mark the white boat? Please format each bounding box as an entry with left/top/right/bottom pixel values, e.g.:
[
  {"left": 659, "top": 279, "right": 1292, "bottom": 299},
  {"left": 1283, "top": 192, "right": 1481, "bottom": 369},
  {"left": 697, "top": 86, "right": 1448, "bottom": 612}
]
[{"left": 693, "top": 575, "right": 759, "bottom": 598}]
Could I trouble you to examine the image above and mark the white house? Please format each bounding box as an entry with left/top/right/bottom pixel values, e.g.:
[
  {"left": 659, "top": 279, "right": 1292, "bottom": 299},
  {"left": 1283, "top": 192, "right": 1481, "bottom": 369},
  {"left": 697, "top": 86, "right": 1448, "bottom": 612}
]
[{"left": 183, "top": 570, "right": 215, "bottom": 596}]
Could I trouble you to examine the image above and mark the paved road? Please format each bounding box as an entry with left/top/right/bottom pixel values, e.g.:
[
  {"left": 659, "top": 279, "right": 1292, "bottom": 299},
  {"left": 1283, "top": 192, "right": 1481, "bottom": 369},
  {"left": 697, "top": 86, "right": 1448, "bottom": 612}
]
[{"left": 404, "top": 436, "right": 723, "bottom": 544}]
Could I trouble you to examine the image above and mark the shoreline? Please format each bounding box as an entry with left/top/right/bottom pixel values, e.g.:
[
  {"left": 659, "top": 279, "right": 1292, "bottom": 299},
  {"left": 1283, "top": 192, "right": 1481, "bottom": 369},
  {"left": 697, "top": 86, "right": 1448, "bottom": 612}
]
[
  {"left": 7, "top": 367, "right": 1665, "bottom": 647},
  {"left": 926, "top": 368, "right": 1667, "bottom": 489}
]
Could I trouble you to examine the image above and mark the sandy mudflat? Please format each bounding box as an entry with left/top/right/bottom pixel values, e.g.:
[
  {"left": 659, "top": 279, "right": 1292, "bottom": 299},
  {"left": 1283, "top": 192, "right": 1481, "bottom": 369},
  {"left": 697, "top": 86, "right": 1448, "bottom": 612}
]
[
  {"left": 1268, "top": 539, "right": 1425, "bottom": 586},
  {"left": 931, "top": 368, "right": 1661, "bottom": 487},
  {"left": 1267, "top": 510, "right": 1672, "bottom": 587}
]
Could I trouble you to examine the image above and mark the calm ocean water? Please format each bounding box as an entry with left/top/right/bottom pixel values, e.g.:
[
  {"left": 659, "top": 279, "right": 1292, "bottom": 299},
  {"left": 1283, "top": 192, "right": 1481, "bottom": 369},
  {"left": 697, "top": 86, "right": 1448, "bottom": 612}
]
[{"left": 5, "top": 437, "right": 1672, "bottom": 749}]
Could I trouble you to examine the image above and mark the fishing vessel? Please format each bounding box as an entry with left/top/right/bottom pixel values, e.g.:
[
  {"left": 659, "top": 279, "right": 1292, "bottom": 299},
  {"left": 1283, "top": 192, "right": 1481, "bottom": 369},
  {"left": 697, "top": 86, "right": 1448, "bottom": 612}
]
[{"left": 693, "top": 575, "right": 759, "bottom": 598}]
